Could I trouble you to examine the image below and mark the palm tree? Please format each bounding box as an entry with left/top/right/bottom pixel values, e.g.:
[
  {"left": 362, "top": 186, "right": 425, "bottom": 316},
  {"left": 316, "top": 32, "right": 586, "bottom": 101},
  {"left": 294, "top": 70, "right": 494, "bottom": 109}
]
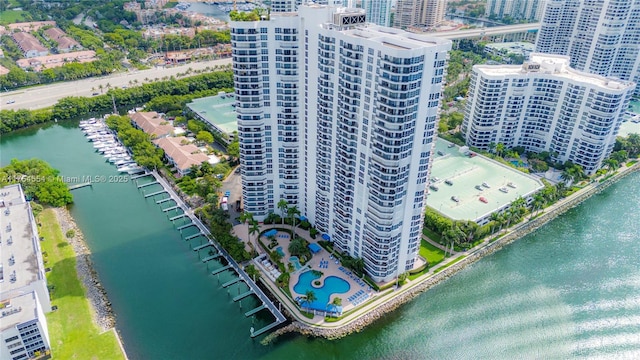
[
  {"left": 249, "top": 220, "right": 260, "bottom": 257},
  {"left": 303, "top": 290, "right": 317, "bottom": 311},
  {"left": 277, "top": 199, "right": 288, "bottom": 225},
  {"left": 238, "top": 211, "right": 254, "bottom": 248},
  {"left": 332, "top": 297, "right": 342, "bottom": 306},
  {"left": 488, "top": 142, "right": 496, "bottom": 154},
  {"left": 489, "top": 212, "right": 501, "bottom": 235},
  {"left": 287, "top": 205, "right": 301, "bottom": 234},
  {"left": 603, "top": 158, "right": 619, "bottom": 173},
  {"left": 495, "top": 142, "right": 505, "bottom": 157}
]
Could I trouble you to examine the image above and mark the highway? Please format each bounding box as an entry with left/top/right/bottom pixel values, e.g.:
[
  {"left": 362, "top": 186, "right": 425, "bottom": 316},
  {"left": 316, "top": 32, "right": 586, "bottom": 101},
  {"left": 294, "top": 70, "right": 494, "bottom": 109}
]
[
  {"left": 1, "top": 57, "right": 232, "bottom": 111},
  {"left": 437, "top": 23, "right": 539, "bottom": 40}
]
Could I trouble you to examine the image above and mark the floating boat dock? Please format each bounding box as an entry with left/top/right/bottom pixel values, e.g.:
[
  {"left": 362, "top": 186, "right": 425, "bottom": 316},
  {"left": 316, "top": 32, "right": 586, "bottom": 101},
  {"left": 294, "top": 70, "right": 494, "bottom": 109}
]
[{"left": 134, "top": 170, "right": 287, "bottom": 337}]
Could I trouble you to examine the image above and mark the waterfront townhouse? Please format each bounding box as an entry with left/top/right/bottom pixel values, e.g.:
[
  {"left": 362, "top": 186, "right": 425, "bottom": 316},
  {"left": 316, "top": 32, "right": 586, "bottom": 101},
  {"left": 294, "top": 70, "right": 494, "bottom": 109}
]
[
  {"left": 0, "top": 184, "right": 52, "bottom": 360},
  {"left": 16, "top": 50, "right": 97, "bottom": 72},
  {"left": 11, "top": 32, "right": 48, "bottom": 58},
  {"left": 153, "top": 136, "right": 211, "bottom": 177},
  {"left": 129, "top": 112, "right": 174, "bottom": 139},
  {"left": 461, "top": 53, "right": 635, "bottom": 175},
  {"left": 231, "top": 4, "right": 450, "bottom": 282},
  {"left": 535, "top": 0, "right": 640, "bottom": 95}
]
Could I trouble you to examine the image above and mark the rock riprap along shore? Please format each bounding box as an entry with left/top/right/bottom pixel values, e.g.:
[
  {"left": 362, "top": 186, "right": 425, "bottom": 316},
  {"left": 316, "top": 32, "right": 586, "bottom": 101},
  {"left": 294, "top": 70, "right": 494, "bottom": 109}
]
[{"left": 52, "top": 207, "right": 115, "bottom": 331}]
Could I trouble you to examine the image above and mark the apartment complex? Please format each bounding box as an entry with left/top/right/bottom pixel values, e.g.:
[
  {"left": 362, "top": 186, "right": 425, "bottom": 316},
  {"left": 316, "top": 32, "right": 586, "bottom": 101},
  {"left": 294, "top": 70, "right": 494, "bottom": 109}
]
[
  {"left": 485, "top": 0, "right": 546, "bottom": 21},
  {"left": 461, "top": 54, "right": 634, "bottom": 175},
  {"left": 535, "top": 0, "right": 640, "bottom": 94},
  {"left": 10, "top": 32, "right": 48, "bottom": 58},
  {"left": 230, "top": 5, "right": 450, "bottom": 282},
  {"left": 394, "top": 0, "right": 446, "bottom": 29},
  {"left": 363, "top": 0, "right": 392, "bottom": 26},
  {"left": 0, "top": 184, "right": 52, "bottom": 360}
]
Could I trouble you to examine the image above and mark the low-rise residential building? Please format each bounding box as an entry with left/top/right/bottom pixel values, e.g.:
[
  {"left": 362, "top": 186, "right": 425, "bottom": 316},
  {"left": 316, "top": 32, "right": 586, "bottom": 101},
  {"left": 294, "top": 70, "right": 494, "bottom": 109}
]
[
  {"left": 16, "top": 50, "right": 97, "bottom": 71},
  {"left": 43, "top": 27, "right": 81, "bottom": 53},
  {"left": 11, "top": 32, "right": 48, "bottom": 58},
  {"left": 153, "top": 136, "right": 211, "bottom": 176},
  {"left": 0, "top": 184, "right": 52, "bottom": 360},
  {"left": 165, "top": 45, "right": 231, "bottom": 63},
  {"left": 142, "top": 27, "right": 196, "bottom": 40},
  {"left": 129, "top": 112, "right": 174, "bottom": 139},
  {"left": 462, "top": 53, "right": 635, "bottom": 175},
  {"left": 0, "top": 65, "right": 9, "bottom": 76}
]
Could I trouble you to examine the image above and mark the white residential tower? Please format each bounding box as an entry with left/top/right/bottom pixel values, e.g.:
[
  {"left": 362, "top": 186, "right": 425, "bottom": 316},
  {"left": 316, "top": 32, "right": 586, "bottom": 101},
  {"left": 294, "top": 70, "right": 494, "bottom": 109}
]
[
  {"left": 231, "top": 5, "right": 451, "bottom": 282},
  {"left": 461, "top": 54, "right": 634, "bottom": 175}
]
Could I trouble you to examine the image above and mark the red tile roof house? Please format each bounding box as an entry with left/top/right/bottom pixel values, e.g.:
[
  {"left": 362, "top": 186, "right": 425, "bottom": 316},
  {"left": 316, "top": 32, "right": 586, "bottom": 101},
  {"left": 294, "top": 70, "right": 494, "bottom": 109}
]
[
  {"left": 43, "top": 27, "right": 81, "bottom": 53},
  {"left": 11, "top": 32, "right": 48, "bottom": 58},
  {"left": 128, "top": 112, "right": 174, "bottom": 139},
  {"left": 153, "top": 136, "right": 210, "bottom": 177}
]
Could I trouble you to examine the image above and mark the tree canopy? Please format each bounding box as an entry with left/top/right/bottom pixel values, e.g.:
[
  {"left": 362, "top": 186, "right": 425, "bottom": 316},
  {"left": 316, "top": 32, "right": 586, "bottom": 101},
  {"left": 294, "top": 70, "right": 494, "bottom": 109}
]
[{"left": 0, "top": 158, "right": 73, "bottom": 207}]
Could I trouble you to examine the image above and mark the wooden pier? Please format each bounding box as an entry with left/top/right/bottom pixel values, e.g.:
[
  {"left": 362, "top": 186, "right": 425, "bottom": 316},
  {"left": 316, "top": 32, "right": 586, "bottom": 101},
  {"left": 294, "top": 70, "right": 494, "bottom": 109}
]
[
  {"left": 144, "top": 190, "right": 166, "bottom": 198},
  {"left": 222, "top": 278, "right": 242, "bottom": 288},
  {"left": 201, "top": 254, "right": 222, "bottom": 263},
  {"left": 211, "top": 264, "right": 232, "bottom": 275},
  {"left": 184, "top": 233, "right": 202, "bottom": 241},
  {"left": 68, "top": 182, "right": 93, "bottom": 190},
  {"left": 233, "top": 290, "right": 254, "bottom": 302},
  {"left": 192, "top": 243, "right": 213, "bottom": 252},
  {"left": 176, "top": 223, "right": 195, "bottom": 231},
  {"left": 244, "top": 304, "right": 266, "bottom": 317},
  {"left": 142, "top": 170, "right": 287, "bottom": 337},
  {"left": 162, "top": 205, "right": 181, "bottom": 212},
  {"left": 169, "top": 213, "right": 187, "bottom": 221},
  {"left": 137, "top": 181, "right": 159, "bottom": 189},
  {"left": 130, "top": 172, "right": 150, "bottom": 180}
]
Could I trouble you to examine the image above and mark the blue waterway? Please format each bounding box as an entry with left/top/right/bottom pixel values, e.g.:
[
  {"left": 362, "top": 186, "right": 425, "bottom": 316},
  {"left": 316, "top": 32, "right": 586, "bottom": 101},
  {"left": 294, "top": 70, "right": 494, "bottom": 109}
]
[{"left": 2, "top": 123, "right": 639, "bottom": 359}]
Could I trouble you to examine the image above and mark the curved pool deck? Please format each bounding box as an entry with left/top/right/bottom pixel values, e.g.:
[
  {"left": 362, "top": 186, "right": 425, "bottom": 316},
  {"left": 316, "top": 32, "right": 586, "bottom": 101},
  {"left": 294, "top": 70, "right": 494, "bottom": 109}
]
[{"left": 293, "top": 271, "right": 350, "bottom": 311}]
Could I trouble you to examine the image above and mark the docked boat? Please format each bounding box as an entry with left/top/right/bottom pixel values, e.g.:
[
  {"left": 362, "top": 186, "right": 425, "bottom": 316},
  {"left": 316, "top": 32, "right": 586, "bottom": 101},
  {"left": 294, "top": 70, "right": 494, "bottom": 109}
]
[{"left": 118, "top": 164, "right": 142, "bottom": 173}]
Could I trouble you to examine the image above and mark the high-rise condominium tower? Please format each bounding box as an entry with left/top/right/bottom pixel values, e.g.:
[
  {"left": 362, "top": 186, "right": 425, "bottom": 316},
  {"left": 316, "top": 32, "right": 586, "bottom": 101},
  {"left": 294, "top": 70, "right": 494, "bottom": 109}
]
[
  {"left": 485, "top": 0, "right": 546, "bottom": 22},
  {"left": 230, "top": 5, "right": 451, "bottom": 282},
  {"left": 363, "top": 0, "right": 392, "bottom": 26},
  {"left": 394, "top": 0, "right": 446, "bottom": 29},
  {"left": 461, "top": 54, "right": 634, "bottom": 175},
  {"left": 535, "top": 0, "right": 640, "bottom": 93}
]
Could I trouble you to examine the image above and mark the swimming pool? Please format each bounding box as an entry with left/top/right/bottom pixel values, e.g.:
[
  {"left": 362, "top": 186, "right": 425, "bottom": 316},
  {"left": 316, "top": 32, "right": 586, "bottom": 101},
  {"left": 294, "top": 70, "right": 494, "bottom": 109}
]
[
  {"left": 511, "top": 160, "right": 525, "bottom": 167},
  {"left": 289, "top": 256, "right": 302, "bottom": 270},
  {"left": 293, "top": 271, "right": 350, "bottom": 311},
  {"left": 276, "top": 246, "right": 285, "bottom": 257}
]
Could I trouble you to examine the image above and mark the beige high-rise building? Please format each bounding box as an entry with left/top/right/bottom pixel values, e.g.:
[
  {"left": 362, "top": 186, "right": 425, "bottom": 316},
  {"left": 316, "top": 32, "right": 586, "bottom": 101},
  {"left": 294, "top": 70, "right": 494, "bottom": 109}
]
[{"left": 394, "top": 0, "right": 446, "bottom": 30}]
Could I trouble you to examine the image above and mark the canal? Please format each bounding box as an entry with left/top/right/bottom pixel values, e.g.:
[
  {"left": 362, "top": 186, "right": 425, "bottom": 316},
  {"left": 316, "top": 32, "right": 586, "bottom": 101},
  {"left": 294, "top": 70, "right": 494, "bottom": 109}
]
[{"left": 2, "top": 122, "right": 639, "bottom": 359}]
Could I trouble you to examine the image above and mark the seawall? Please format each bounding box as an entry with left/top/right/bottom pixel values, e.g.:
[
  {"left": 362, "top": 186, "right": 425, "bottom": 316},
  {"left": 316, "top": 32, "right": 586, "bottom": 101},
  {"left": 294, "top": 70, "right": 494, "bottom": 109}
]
[{"left": 268, "top": 162, "right": 640, "bottom": 340}]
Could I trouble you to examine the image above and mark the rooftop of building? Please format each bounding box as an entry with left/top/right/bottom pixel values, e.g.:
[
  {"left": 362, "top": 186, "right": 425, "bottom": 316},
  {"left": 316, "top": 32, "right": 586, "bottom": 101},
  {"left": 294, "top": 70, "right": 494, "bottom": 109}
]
[
  {"left": 153, "top": 136, "right": 211, "bottom": 171},
  {"left": 11, "top": 32, "right": 48, "bottom": 53},
  {"left": 0, "top": 292, "right": 41, "bottom": 331},
  {"left": 0, "top": 184, "right": 43, "bottom": 296},
  {"left": 187, "top": 93, "right": 238, "bottom": 134},
  {"left": 341, "top": 24, "right": 451, "bottom": 49},
  {"left": 129, "top": 111, "right": 175, "bottom": 138},
  {"left": 426, "top": 139, "right": 544, "bottom": 222},
  {"left": 474, "top": 53, "right": 635, "bottom": 91}
]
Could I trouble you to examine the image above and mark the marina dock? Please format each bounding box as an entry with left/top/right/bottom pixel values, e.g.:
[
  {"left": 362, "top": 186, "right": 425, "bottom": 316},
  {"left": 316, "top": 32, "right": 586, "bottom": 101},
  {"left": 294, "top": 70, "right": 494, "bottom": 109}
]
[{"left": 138, "top": 170, "right": 287, "bottom": 336}]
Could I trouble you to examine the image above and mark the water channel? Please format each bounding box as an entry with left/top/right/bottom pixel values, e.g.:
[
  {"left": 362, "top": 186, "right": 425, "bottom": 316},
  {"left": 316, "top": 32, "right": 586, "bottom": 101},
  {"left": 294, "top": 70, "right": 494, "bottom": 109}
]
[{"left": 2, "top": 122, "right": 639, "bottom": 359}]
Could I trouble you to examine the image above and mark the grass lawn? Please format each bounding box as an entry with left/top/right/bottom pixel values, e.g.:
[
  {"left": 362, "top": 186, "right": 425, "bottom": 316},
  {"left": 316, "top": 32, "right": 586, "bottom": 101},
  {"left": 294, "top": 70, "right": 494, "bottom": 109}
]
[
  {"left": 419, "top": 239, "right": 445, "bottom": 266},
  {"left": 422, "top": 226, "right": 443, "bottom": 243},
  {"left": 39, "top": 208, "right": 125, "bottom": 360},
  {"left": 0, "top": 10, "right": 29, "bottom": 24}
]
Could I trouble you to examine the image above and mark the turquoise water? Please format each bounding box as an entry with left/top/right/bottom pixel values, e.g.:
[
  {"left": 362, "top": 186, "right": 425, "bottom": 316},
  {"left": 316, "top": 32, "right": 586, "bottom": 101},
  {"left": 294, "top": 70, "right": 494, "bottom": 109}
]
[
  {"left": 293, "top": 271, "right": 350, "bottom": 311},
  {"left": 276, "top": 246, "right": 284, "bottom": 257},
  {"left": 2, "top": 122, "right": 640, "bottom": 359},
  {"left": 289, "top": 256, "right": 302, "bottom": 271}
]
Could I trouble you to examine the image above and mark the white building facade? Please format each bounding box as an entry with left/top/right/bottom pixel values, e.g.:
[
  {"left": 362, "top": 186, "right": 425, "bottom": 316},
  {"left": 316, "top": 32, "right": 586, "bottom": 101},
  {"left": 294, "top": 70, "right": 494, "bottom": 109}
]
[
  {"left": 1, "top": 184, "right": 52, "bottom": 360},
  {"left": 485, "top": 0, "right": 546, "bottom": 21},
  {"left": 535, "top": 0, "right": 640, "bottom": 94},
  {"left": 363, "top": 0, "right": 392, "bottom": 27},
  {"left": 394, "top": 0, "right": 446, "bottom": 30},
  {"left": 231, "top": 5, "right": 451, "bottom": 282},
  {"left": 461, "top": 54, "right": 634, "bottom": 175}
]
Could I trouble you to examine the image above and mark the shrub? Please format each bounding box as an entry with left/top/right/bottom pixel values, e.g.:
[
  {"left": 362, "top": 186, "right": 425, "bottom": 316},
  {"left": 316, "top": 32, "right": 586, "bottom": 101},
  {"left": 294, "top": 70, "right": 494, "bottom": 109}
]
[{"left": 65, "top": 229, "right": 75, "bottom": 239}]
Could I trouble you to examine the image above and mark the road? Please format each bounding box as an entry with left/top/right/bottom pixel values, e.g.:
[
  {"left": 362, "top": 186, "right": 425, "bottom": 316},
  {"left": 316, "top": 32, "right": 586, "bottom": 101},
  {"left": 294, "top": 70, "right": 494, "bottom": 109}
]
[
  {"left": 1, "top": 58, "right": 232, "bottom": 111},
  {"left": 437, "top": 23, "right": 539, "bottom": 40}
]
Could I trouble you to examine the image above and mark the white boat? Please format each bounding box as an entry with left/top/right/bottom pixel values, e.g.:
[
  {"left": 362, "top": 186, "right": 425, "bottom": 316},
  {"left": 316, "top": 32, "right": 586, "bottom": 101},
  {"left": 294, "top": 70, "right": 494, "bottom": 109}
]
[
  {"left": 118, "top": 164, "right": 140, "bottom": 173},
  {"left": 127, "top": 167, "right": 144, "bottom": 174},
  {"left": 114, "top": 159, "right": 134, "bottom": 166}
]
